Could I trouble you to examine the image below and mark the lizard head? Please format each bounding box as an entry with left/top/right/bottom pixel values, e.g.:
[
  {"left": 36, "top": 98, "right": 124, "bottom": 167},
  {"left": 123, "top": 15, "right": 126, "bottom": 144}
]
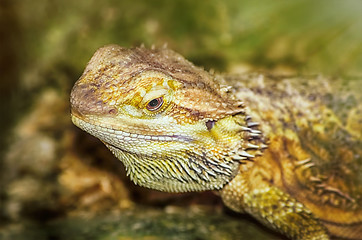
[{"left": 70, "top": 44, "right": 263, "bottom": 192}]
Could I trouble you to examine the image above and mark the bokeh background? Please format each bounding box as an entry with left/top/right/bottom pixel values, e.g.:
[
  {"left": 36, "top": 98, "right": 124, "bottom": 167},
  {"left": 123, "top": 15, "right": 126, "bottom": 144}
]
[{"left": 1, "top": 0, "right": 361, "bottom": 239}]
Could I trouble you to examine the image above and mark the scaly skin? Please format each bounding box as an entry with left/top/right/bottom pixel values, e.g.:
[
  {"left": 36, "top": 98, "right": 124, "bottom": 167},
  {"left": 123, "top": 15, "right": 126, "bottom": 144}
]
[{"left": 70, "top": 45, "right": 362, "bottom": 240}]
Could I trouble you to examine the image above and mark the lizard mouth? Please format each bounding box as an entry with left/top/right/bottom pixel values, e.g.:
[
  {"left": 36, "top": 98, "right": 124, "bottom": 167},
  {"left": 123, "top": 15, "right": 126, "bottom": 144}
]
[{"left": 71, "top": 114, "right": 193, "bottom": 145}]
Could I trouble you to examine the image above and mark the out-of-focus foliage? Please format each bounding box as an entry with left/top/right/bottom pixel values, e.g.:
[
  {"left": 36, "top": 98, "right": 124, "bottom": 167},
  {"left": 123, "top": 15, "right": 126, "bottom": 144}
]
[{"left": 6, "top": 0, "right": 362, "bottom": 85}]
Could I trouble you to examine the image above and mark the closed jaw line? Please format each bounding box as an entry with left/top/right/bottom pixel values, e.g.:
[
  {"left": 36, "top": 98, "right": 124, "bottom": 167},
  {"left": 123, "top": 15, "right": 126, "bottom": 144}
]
[{"left": 71, "top": 115, "right": 193, "bottom": 143}]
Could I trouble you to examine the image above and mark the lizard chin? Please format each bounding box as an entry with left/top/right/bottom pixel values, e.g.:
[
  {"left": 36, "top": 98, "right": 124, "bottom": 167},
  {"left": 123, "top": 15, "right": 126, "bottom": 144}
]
[{"left": 105, "top": 142, "right": 241, "bottom": 192}]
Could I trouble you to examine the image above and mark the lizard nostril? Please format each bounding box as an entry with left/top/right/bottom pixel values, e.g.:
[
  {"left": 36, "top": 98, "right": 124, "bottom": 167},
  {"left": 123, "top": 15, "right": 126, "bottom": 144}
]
[{"left": 109, "top": 109, "right": 118, "bottom": 115}]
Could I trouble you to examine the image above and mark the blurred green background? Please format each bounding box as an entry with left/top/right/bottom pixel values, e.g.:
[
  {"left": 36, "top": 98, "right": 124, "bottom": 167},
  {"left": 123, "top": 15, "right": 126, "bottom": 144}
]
[{"left": 1, "top": 0, "right": 361, "bottom": 239}]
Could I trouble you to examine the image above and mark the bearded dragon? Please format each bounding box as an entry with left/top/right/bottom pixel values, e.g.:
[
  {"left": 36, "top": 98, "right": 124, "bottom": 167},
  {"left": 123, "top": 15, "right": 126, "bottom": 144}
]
[{"left": 70, "top": 44, "right": 362, "bottom": 240}]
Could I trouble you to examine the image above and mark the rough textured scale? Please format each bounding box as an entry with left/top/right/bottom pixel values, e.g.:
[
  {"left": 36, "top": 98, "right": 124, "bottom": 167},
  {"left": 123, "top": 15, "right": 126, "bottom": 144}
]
[{"left": 70, "top": 44, "right": 362, "bottom": 240}]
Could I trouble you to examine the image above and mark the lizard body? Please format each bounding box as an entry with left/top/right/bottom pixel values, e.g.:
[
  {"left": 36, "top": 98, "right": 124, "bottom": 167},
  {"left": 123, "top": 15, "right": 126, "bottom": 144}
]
[{"left": 70, "top": 45, "right": 362, "bottom": 240}]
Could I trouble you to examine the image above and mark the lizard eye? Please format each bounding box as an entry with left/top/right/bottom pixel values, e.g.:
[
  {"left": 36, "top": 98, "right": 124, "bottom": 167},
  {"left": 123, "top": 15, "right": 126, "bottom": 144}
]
[{"left": 146, "top": 97, "right": 164, "bottom": 111}]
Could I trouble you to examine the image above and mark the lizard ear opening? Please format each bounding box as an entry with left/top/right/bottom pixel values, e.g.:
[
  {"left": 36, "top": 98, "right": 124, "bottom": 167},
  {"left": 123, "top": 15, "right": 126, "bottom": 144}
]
[{"left": 206, "top": 120, "right": 216, "bottom": 130}]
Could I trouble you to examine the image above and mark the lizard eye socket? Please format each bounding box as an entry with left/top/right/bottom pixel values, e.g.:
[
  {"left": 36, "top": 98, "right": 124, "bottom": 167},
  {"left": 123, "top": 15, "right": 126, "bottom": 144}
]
[{"left": 146, "top": 97, "right": 164, "bottom": 111}]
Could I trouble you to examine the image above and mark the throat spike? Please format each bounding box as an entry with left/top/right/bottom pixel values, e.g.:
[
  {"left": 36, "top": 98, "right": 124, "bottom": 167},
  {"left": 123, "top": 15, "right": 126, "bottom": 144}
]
[{"left": 238, "top": 151, "right": 255, "bottom": 158}]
